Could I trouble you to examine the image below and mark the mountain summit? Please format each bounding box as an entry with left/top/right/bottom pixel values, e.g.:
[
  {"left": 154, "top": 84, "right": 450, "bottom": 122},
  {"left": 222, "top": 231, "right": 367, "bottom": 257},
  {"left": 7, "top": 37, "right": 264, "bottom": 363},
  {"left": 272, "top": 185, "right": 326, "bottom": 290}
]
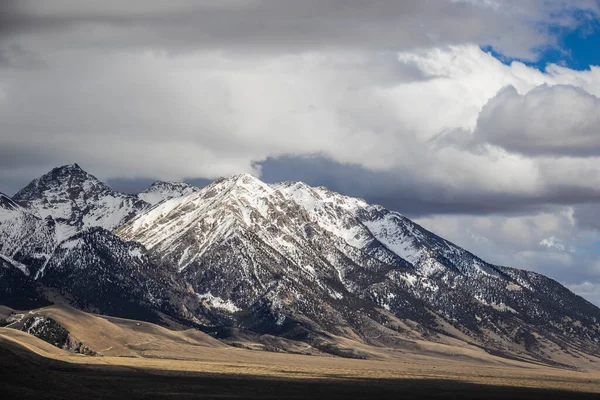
[{"left": 13, "top": 164, "right": 149, "bottom": 240}]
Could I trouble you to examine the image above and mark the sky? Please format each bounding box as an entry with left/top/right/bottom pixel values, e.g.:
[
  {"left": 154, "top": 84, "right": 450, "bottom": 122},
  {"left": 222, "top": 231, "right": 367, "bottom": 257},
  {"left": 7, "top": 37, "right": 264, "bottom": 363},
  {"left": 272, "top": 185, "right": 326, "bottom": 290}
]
[{"left": 2, "top": 0, "right": 600, "bottom": 305}]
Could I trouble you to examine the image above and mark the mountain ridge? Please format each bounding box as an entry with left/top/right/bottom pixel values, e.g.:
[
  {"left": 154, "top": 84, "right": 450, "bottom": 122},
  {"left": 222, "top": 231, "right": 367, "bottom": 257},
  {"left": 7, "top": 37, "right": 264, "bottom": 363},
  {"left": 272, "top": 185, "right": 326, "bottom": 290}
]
[{"left": 0, "top": 164, "right": 598, "bottom": 367}]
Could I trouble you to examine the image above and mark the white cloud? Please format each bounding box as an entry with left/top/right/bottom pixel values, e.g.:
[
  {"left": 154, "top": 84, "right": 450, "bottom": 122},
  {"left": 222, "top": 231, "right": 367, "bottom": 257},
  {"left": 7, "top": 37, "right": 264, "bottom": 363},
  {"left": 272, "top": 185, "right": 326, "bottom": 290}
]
[
  {"left": 2, "top": 45, "right": 600, "bottom": 203},
  {"left": 540, "top": 236, "right": 574, "bottom": 252},
  {"left": 416, "top": 208, "right": 578, "bottom": 262},
  {"left": 475, "top": 85, "right": 600, "bottom": 156}
]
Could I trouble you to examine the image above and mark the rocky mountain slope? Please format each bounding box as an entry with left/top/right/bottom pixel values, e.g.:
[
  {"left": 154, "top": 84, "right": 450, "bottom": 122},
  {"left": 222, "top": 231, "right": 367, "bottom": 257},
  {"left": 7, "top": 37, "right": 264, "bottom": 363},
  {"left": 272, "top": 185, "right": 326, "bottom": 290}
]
[
  {"left": 0, "top": 193, "right": 56, "bottom": 273},
  {"left": 38, "top": 227, "right": 218, "bottom": 327},
  {"left": 1, "top": 165, "right": 599, "bottom": 366}
]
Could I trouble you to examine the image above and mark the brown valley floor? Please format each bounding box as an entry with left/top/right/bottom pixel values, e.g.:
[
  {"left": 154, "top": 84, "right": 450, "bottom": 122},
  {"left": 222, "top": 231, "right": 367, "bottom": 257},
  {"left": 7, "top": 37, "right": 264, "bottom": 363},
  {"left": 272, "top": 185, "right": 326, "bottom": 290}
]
[{"left": 1, "top": 305, "right": 600, "bottom": 399}]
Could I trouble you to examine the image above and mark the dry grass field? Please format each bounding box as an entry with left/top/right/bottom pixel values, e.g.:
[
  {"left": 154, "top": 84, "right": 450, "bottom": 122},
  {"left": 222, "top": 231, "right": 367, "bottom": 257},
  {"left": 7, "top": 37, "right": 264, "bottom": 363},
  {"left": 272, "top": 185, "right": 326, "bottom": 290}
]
[{"left": 1, "top": 305, "right": 600, "bottom": 399}]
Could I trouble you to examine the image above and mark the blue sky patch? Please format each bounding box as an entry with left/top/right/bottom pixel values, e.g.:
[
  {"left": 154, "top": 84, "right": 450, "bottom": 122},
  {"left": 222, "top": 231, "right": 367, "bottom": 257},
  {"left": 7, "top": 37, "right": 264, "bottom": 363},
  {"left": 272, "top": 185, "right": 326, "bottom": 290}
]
[{"left": 484, "top": 18, "right": 600, "bottom": 71}]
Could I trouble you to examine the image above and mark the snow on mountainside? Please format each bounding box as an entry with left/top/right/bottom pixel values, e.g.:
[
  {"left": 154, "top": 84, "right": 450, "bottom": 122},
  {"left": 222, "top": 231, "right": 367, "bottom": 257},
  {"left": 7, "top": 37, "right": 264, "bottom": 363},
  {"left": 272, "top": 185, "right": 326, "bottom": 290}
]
[
  {"left": 13, "top": 164, "right": 148, "bottom": 240},
  {"left": 0, "top": 166, "right": 223, "bottom": 327},
  {"left": 275, "top": 182, "right": 501, "bottom": 278},
  {"left": 138, "top": 181, "right": 199, "bottom": 206},
  {"left": 118, "top": 174, "right": 403, "bottom": 327},
  {"left": 0, "top": 194, "right": 51, "bottom": 308},
  {"left": 0, "top": 192, "right": 56, "bottom": 272},
  {"left": 119, "top": 174, "right": 309, "bottom": 266},
  {"left": 118, "top": 174, "right": 397, "bottom": 277}
]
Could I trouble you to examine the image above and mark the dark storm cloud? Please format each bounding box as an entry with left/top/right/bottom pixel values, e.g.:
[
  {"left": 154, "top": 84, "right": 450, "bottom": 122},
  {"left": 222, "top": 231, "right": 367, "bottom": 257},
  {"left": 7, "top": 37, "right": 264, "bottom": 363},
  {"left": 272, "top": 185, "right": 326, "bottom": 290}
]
[
  {"left": 0, "top": 0, "right": 19, "bottom": 32},
  {"left": 0, "top": 43, "right": 46, "bottom": 68},
  {"left": 0, "top": 1, "right": 594, "bottom": 58},
  {"left": 258, "top": 155, "right": 600, "bottom": 218},
  {"left": 0, "top": 178, "right": 29, "bottom": 197},
  {"left": 573, "top": 203, "right": 600, "bottom": 231},
  {"left": 105, "top": 178, "right": 160, "bottom": 195}
]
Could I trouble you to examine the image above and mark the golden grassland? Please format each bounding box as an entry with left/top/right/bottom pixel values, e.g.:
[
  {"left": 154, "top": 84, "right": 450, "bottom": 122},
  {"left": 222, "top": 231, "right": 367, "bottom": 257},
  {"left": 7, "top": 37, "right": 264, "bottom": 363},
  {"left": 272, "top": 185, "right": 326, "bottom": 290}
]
[{"left": 2, "top": 305, "right": 600, "bottom": 394}]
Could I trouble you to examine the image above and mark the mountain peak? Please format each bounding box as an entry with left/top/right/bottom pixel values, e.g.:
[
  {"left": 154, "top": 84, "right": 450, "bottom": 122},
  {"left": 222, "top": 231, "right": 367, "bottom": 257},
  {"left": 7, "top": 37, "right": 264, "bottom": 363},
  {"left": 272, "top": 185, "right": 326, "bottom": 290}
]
[
  {"left": 209, "top": 173, "right": 273, "bottom": 195},
  {"left": 44, "top": 163, "right": 91, "bottom": 180},
  {"left": 3, "top": 164, "right": 600, "bottom": 366},
  {"left": 12, "top": 164, "right": 148, "bottom": 232},
  {"left": 115, "top": 171, "right": 600, "bottom": 367},
  {"left": 61, "top": 162, "right": 83, "bottom": 171},
  {"left": 214, "top": 173, "right": 261, "bottom": 184},
  {"left": 14, "top": 163, "right": 106, "bottom": 204}
]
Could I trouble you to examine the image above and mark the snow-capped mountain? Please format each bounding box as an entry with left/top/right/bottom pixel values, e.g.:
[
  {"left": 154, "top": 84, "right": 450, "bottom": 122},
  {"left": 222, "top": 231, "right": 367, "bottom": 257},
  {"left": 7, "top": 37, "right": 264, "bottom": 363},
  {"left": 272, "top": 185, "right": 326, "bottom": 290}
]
[
  {"left": 118, "top": 174, "right": 401, "bottom": 333},
  {"left": 138, "top": 181, "right": 199, "bottom": 206},
  {"left": 13, "top": 164, "right": 148, "bottom": 241},
  {"left": 1, "top": 165, "right": 599, "bottom": 366},
  {"left": 0, "top": 193, "right": 216, "bottom": 327},
  {"left": 118, "top": 173, "right": 600, "bottom": 364}
]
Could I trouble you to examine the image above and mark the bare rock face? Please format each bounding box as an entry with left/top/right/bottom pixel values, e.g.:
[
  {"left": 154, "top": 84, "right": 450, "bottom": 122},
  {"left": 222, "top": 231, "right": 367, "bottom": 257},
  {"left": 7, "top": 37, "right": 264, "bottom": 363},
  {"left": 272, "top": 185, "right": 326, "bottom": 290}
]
[{"left": 0, "top": 193, "right": 56, "bottom": 273}]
